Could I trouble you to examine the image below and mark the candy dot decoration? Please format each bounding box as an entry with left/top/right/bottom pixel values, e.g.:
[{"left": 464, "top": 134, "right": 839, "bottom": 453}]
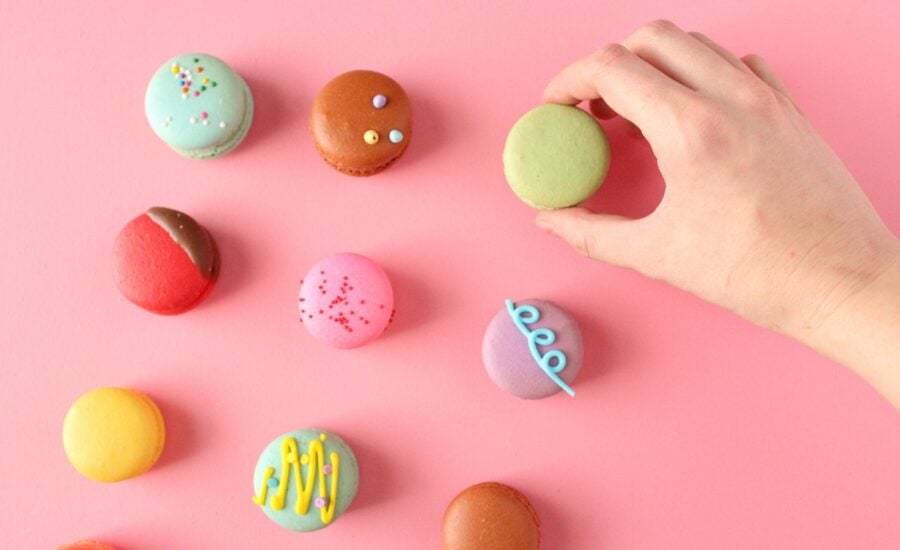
[
  {"left": 389, "top": 129, "right": 404, "bottom": 143},
  {"left": 298, "top": 253, "right": 394, "bottom": 349},
  {"left": 145, "top": 52, "right": 254, "bottom": 159},
  {"left": 372, "top": 94, "right": 387, "bottom": 109},
  {"left": 363, "top": 129, "right": 380, "bottom": 144},
  {"left": 482, "top": 299, "right": 583, "bottom": 399},
  {"left": 253, "top": 429, "right": 359, "bottom": 532}
]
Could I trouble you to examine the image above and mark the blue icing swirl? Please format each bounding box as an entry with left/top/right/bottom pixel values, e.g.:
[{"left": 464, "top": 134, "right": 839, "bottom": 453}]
[{"left": 505, "top": 299, "right": 575, "bottom": 397}]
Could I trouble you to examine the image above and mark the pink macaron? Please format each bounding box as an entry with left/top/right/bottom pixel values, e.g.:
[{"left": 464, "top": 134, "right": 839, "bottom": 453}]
[
  {"left": 298, "top": 253, "right": 394, "bottom": 348},
  {"left": 482, "top": 298, "right": 583, "bottom": 399},
  {"left": 113, "top": 206, "right": 219, "bottom": 315}
]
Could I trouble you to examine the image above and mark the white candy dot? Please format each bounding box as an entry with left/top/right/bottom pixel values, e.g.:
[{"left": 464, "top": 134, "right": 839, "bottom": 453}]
[
  {"left": 189, "top": 117, "right": 197, "bottom": 124},
  {"left": 182, "top": 94, "right": 188, "bottom": 99},
  {"left": 165, "top": 116, "right": 173, "bottom": 123},
  {"left": 202, "top": 119, "right": 209, "bottom": 126},
  {"left": 219, "top": 121, "right": 227, "bottom": 128}
]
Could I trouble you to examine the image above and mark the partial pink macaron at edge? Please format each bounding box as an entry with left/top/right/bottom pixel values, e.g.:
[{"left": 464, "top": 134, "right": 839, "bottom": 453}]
[
  {"left": 298, "top": 253, "right": 394, "bottom": 348},
  {"left": 57, "top": 542, "right": 117, "bottom": 550}
]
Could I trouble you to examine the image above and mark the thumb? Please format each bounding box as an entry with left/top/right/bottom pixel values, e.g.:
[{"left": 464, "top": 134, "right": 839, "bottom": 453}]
[{"left": 536, "top": 207, "right": 645, "bottom": 268}]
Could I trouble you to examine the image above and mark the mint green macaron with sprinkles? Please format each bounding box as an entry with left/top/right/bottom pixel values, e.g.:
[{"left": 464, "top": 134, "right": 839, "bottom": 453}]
[
  {"left": 145, "top": 53, "right": 253, "bottom": 159},
  {"left": 503, "top": 104, "right": 610, "bottom": 209}
]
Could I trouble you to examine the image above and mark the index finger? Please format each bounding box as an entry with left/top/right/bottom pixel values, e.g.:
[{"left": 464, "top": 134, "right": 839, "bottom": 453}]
[{"left": 543, "top": 43, "right": 695, "bottom": 138}]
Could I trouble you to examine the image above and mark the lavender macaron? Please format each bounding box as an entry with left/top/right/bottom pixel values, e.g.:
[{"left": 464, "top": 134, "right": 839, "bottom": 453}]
[{"left": 482, "top": 299, "right": 583, "bottom": 399}]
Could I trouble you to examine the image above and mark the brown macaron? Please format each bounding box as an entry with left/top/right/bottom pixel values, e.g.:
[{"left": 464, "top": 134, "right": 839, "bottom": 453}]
[
  {"left": 310, "top": 70, "right": 412, "bottom": 176},
  {"left": 442, "top": 482, "right": 541, "bottom": 550}
]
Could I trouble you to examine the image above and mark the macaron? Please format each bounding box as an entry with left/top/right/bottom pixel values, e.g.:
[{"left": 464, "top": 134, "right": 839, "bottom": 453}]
[
  {"left": 482, "top": 299, "right": 583, "bottom": 399},
  {"left": 311, "top": 70, "right": 412, "bottom": 175},
  {"left": 252, "top": 429, "right": 359, "bottom": 532},
  {"left": 113, "top": 206, "right": 219, "bottom": 315},
  {"left": 63, "top": 387, "right": 166, "bottom": 483},
  {"left": 503, "top": 104, "right": 610, "bottom": 209},
  {"left": 298, "top": 253, "right": 394, "bottom": 348},
  {"left": 57, "top": 542, "right": 117, "bottom": 550},
  {"left": 145, "top": 53, "right": 253, "bottom": 158},
  {"left": 442, "top": 482, "right": 541, "bottom": 550}
]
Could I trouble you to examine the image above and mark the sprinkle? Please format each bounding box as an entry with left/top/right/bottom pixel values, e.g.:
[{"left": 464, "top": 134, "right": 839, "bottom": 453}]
[
  {"left": 267, "top": 477, "right": 279, "bottom": 488},
  {"left": 171, "top": 64, "right": 180, "bottom": 74},
  {"left": 179, "top": 72, "right": 185, "bottom": 78},
  {"left": 314, "top": 497, "right": 327, "bottom": 509},
  {"left": 319, "top": 433, "right": 327, "bottom": 441},
  {"left": 201, "top": 86, "right": 207, "bottom": 91},
  {"left": 193, "top": 57, "right": 199, "bottom": 63},
  {"left": 200, "top": 112, "right": 208, "bottom": 119},
  {"left": 194, "top": 91, "right": 200, "bottom": 96},
  {"left": 389, "top": 129, "right": 404, "bottom": 143},
  {"left": 372, "top": 94, "right": 387, "bottom": 109},
  {"left": 219, "top": 121, "right": 227, "bottom": 128},
  {"left": 179, "top": 80, "right": 185, "bottom": 86},
  {"left": 211, "top": 81, "right": 217, "bottom": 87},
  {"left": 363, "top": 129, "right": 379, "bottom": 144},
  {"left": 202, "top": 119, "right": 209, "bottom": 126},
  {"left": 198, "top": 66, "right": 204, "bottom": 73},
  {"left": 182, "top": 86, "right": 189, "bottom": 93},
  {"left": 202, "top": 77, "right": 209, "bottom": 84},
  {"left": 323, "top": 464, "right": 333, "bottom": 475},
  {"left": 189, "top": 117, "right": 197, "bottom": 124},
  {"left": 181, "top": 94, "right": 187, "bottom": 99},
  {"left": 300, "top": 454, "right": 309, "bottom": 465}
]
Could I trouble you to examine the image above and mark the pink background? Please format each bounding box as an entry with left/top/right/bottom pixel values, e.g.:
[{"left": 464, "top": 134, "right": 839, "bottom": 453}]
[{"left": 1, "top": 0, "right": 899, "bottom": 548}]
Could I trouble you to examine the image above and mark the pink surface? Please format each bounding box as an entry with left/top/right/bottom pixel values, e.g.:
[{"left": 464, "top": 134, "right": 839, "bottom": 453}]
[{"left": 1, "top": 1, "right": 899, "bottom": 549}]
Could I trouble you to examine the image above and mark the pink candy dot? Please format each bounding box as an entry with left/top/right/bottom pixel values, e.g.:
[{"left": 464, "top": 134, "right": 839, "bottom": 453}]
[
  {"left": 194, "top": 91, "right": 200, "bottom": 96},
  {"left": 323, "top": 464, "right": 332, "bottom": 475},
  {"left": 314, "top": 497, "right": 327, "bottom": 508},
  {"left": 200, "top": 112, "right": 208, "bottom": 119}
]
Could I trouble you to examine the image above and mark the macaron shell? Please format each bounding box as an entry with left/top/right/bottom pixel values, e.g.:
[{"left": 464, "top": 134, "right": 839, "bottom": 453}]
[
  {"left": 298, "top": 253, "right": 394, "bottom": 348},
  {"left": 503, "top": 104, "right": 610, "bottom": 209},
  {"left": 310, "top": 70, "right": 412, "bottom": 175},
  {"left": 145, "top": 53, "right": 253, "bottom": 157},
  {"left": 57, "top": 541, "right": 117, "bottom": 550},
  {"left": 252, "top": 429, "right": 360, "bottom": 532},
  {"left": 482, "top": 299, "right": 583, "bottom": 399},
  {"left": 113, "top": 210, "right": 218, "bottom": 315},
  {"left": 62, "top": 388, "right": 166, "bottom": 483},
  {"left": 442, "top": 482, "right": 541, "bottom": 550}
]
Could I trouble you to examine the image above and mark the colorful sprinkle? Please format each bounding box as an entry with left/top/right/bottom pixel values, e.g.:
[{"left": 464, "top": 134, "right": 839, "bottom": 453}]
[
  {"left": 219, "top": 121, "right": 227, "bottom": 128},
  {"left": 372, "top": 94, "right": 387, "bottom": 109},
  {"left": 182, "top": 86, "right": 189, "bottom": 93},
  {"left": 198, "top": 66, "right": 204, "bottom": 73},
  {"left": 181, "top": 94, "right": 188, "bottom": 99},
  {"left": 193, "top": 57, "right": 199, "bottom": 63},
  {"left": 314, "top": 497, "right": 327, "bottom": 509},
  {"left": 363, "top": 130, "right": 379, "bottom": 144},
  {"left": 211, "top": 81, "right": 217, "bottom": 87},
  {"left": 200, "top": 112, "right": 208, "bottom": 119},
  {"left": 202, "top": 119, "right": 209, "bottom": 126},
  {"left": 201, "top": 86, "right": 206, "bottom": 91},
  {"left": 193, "top": 91, "right": 200, "bottom": 96},
  {"left": 300, "top": 454, "right": 309, "bottom": 465},
  {"left": 323, "top": 464, "right": 333, "bottom": 475},
  {"left": 179, "top": 80, "right": 185, "bottom": 86},
  {"left": 267, "top": 477, "right": 279, "bottom": 488},
  {"left": 202, "top": 77, "right": 209, "bottom": 84},
  {"left": 189, "top": 117, "right": 197, "bottom": 124},
  {"left": 389, "top": 129, "right": 404, "bottom": 143},
  {"left": 319, "top": 433, "right": 328, "bottom": 441},
  {"left": 171, "top": 64, "right": 180, "bottom": 74}
]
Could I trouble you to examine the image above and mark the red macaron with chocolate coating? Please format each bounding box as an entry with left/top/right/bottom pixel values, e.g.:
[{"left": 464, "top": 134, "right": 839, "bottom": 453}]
[{"left": 113, "top": 207, "right": 219, "bottom": 314}]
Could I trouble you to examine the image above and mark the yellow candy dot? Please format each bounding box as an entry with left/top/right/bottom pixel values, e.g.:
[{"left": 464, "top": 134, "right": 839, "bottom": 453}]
[
  {"left": 202, "top": 77, "right": 209, "bottom": 84},
  {"left": 171, "top": 64, "right": 180, "bottom": 73},
  {"left": 300, "top": 454, "right": 310, "bottom": 465},
  {"left": 363, "top": 129, "right": 379, "bottom": 144},
  {"left": 319, "top": 433, "right": 327, "bottom": 441}
]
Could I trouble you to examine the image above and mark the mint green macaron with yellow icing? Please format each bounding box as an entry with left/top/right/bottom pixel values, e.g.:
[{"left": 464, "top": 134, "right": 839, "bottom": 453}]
[
  {"left": 503, "top": 104, "right": 610, "bottom": 209},
  {"left": 145, "top": 53, "right": 253, "bottom": 159}
]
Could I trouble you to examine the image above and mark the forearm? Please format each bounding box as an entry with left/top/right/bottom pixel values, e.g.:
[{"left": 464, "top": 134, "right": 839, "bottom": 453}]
[{"left": 794, "top": 247, "right": 900, "bottom": 408}]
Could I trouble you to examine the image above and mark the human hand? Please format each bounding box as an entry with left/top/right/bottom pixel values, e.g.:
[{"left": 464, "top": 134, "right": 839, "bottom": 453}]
[{"left": 537, "top": 20, "right": 899, "bottom": 338}]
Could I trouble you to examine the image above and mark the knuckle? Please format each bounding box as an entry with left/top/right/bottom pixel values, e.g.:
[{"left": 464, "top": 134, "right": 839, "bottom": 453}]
[
  {"left": 640, "top": 19, "right": 679, "bottom": 39},
  {"left": 681, "top": 101, "right": 733, "bottom": 156},
  {"left": 589, "top": 43, "right": 629, "bottom": 70},
  {"left": 734, "top": 78, "right": 780, "bottom": 112}
]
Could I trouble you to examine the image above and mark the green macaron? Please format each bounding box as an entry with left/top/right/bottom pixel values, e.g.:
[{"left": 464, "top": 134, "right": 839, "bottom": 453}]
[{"left": 503, "top": 104, "right": 610, "bottom": 209}]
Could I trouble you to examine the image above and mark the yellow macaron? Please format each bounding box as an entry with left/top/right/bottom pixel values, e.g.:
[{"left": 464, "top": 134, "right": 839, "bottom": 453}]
[{"left": 63, "top": 387, "right": 166, "bottom": 482}]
